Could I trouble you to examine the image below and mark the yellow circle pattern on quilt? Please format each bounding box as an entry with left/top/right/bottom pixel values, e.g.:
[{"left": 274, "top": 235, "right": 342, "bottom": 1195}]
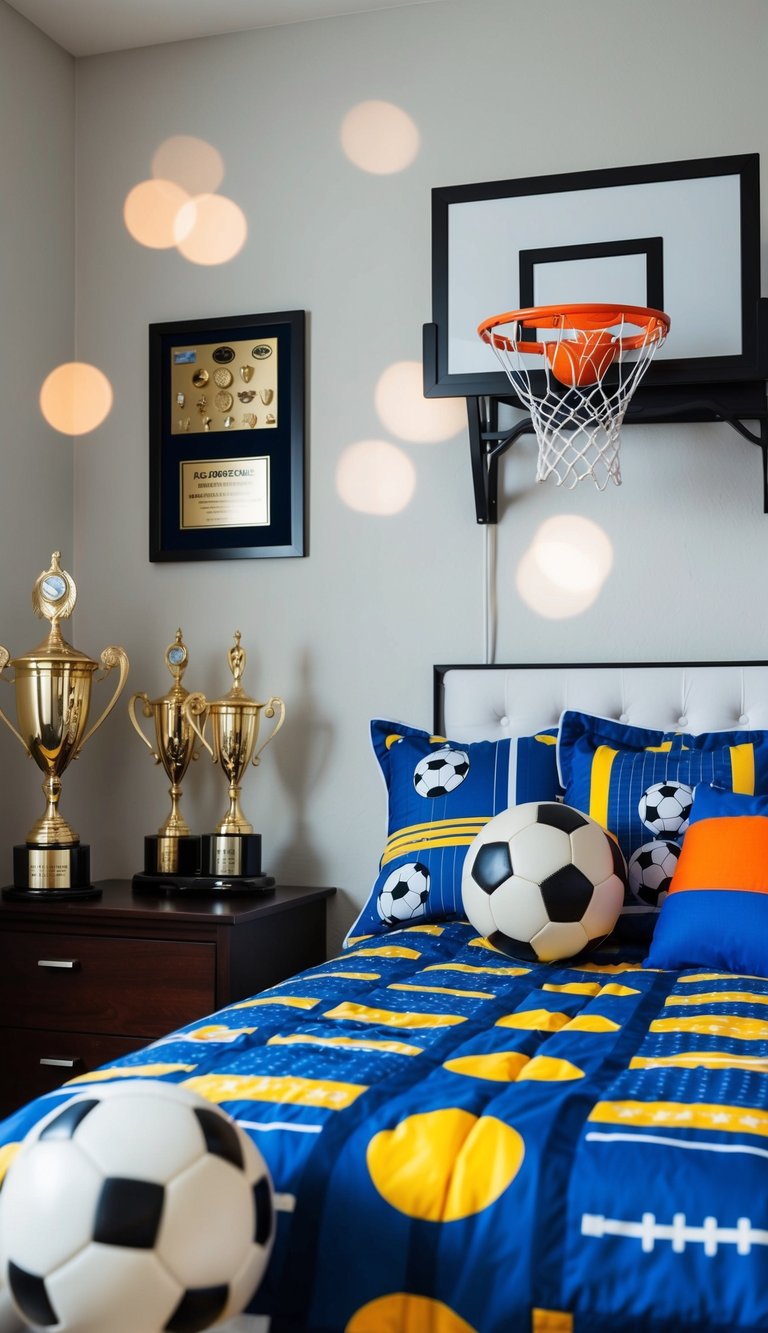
[
  {"left": 346, "top": 1292, "right": 476, "bottom": 1332},
  {"left": 366, "top": 1108, "right": 524, "bottom": 1221}
]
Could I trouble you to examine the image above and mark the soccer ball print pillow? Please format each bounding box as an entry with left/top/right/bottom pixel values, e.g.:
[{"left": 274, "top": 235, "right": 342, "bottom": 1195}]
[
  {"left": 345, "top": 719, "right": 562, "bottom": 944},
  {"left": 557, "top": 709, "right": 768, "bottom": 942}
]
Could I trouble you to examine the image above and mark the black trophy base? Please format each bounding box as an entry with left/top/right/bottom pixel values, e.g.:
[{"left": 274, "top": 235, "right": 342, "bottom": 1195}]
[
  {"left": 143, "top": 834, "right": 201, "bottom": 877},
  {"left": 132, "top": 872, "right": 275, "bottom": 898},
  {"left": 201, "top": 832, "right": 262, "bottom": 879},
  {"left": 3, "top": 842, "right": 100, "bottom": 901},
  {"left": 132, "top": 833, "right": 272, "bottom": 897}
]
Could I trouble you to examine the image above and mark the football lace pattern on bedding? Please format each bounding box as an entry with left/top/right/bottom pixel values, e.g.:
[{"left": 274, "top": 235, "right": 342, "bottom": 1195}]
[{"left": 4, "top": 923, "right": 768, "bottom": 1331}]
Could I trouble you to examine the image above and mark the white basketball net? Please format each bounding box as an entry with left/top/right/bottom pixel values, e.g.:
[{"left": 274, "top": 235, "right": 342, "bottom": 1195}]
[{"left": 484, "top": 312, "right": 668, "bottom": 490}]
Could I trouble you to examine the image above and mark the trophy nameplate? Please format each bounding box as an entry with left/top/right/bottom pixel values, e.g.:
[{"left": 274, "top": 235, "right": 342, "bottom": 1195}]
[
  {"left": 180, "top": 631, "right": 284, "bottom": 895},
  {"left": 0, "top": 552, "right": 129, "bottom": 900},
  {"left": 128, "top": 629, "right": 201, "bottom": 890}
]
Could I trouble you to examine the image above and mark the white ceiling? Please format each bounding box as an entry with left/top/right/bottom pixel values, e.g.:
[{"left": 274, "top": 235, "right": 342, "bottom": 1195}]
[{"left": 5, "top": 0, "right": 441, "bottom": 57}]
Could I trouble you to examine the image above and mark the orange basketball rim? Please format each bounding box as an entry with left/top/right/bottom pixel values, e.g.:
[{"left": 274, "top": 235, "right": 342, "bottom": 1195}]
[{"left": 478, "top": 303, "right": 670, "bottom": 388}]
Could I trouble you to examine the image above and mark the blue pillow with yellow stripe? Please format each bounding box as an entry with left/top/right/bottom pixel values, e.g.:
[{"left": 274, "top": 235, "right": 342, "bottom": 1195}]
[
  {"left": 557, "top": 711, "right": 768, "bottom": 943},
  {"left": 646, "top": 784, "right": 768, "bottom": 975},
  {"left": 344, "top": 719, "right": 561, "bottom": 944}
]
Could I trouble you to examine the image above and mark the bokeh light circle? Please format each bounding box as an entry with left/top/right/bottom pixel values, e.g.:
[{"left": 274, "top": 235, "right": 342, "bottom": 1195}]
[
  {"left": 175, "top": 194, "right": 247, "bottom": 265},
  {"left": 123, "top": 179, "right": 192, "bottom": 249},
  {"left": 530, "top": 515, "right": 614, "bottom": 592},
  {"left": 516, "top": 516, "right": 614, "bottom": 619},
  {"left": 375, "top": 361, "right": 465, "bottom": 443},
  {"left": 340, "top": 100, "right": 420, "bottom": 174},
  {"left": 151, "top": 135, "right": 224, "bottom": 195},
  {"left": 336, "top": 440, "right": 416, "bottom": 515},
  {"left": 40, "top": 363, "right": 113, "bottom": 436}
]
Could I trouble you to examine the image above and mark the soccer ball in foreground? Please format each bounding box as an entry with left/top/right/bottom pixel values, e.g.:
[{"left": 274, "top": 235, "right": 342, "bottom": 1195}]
[
  {"left": 377, "top": 862, "right": 430, "bottom": 924},
  {"left": 0, "top": 1080, "right": 274, "bottom": 1333},
  {"left": 639, "top": 780, "right": 693, "bottom": 838},
  {"left": 462, "top": 802, "right": 626, "bottom": 962},
  {"left": 628, "top": 839, "right": 681, "bottom": 907},
  {"left": 413, "top": 747, "right": 470, "bottom": 798},
  {"left": 0, "top": 1277, "right": 22, "bottom": 1333}
]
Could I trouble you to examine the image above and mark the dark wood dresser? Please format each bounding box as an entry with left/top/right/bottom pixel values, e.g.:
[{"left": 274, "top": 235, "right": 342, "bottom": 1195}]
[{"left": 0, "top": 879, "right": 336, "bottom": 1118}]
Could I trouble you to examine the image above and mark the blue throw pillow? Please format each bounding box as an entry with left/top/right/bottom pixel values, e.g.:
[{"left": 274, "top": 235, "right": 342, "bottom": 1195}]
[
  {"left": 345, "top": 719, "right": 562, "bottom": 944},
  {"left": 646, "top": 784, "right": 768, "bottom": 975},
  {"left": 557, "top": 711, "right": 768, "bottom": 943}
]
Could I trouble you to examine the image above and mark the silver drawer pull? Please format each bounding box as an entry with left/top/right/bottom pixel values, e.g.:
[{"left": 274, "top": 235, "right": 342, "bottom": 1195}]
[
  {"left": 37, "top": 958, "right": 80, "bottom": 970},
  {"left": 39, "top": 1057, "right": 80, "bottom": 1068}
]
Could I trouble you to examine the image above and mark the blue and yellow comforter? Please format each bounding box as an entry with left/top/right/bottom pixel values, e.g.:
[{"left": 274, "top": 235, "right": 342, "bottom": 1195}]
[{"left": 3, "top": 920, "right": 768, "bottom": 1332}]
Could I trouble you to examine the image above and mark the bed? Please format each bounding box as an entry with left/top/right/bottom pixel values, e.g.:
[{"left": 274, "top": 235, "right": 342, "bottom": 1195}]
[{"left": 4, "top": 659, "right": 768, "bottom": 1333}]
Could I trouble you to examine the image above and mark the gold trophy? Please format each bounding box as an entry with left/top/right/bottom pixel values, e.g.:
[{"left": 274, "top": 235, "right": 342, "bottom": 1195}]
[
  {"left": 0, "top": 552, "right": 129, "bottom": 900},
  {"left": 183, "top": 632, "right": 284, "bottom": 891},
  {"left": 128, "top": 629, "right": 203, "bottom": 886}
]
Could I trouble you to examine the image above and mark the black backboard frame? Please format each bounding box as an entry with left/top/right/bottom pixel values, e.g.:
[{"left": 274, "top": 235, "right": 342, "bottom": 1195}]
[{"left": 424, "top": 154, "right": 763, "bottom": 402}]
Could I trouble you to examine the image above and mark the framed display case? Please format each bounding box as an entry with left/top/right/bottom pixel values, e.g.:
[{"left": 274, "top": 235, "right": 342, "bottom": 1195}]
[{"left": 149, "top": 310, "right": 306, "bottom": 561}]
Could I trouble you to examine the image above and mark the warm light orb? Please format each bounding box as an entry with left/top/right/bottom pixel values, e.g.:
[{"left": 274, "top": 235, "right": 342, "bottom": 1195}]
[
  {"left": 375, "top": 361, "right": 465, "bottom": 443},
  {"left": 174, "top": 194, "right": 248, "bottom": 265},
  {"left": 340, "top": 100, "right": 420, "bottom": 174},
  {"left": 123, "top": 178, "right": 192, "bottom": 249},
  {"left": 336, "top": 439, "right": 416, "bottom": 515},
  {"left": 530, "top": 515, "right": 614, "bottom": 592},
  {"left": 151, "top": 135, "right": 224, "bottom": 195},
  {"left": 40, "top": 362, "right": 113, "bottom": 436},
  {"left": 516, "top": 516, "right": 614, "bottom": 619}
]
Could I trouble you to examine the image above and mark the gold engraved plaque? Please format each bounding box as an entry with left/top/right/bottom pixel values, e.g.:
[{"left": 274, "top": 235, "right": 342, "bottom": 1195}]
[
  {"left": 28, "top": 849, "right": 71, "bottom": 890},
  {"left": 181, "top": 457, "right": 270, "bottom": 530},
  {"left": 212, "top": 837, "right": 242, "bottom": 876}
]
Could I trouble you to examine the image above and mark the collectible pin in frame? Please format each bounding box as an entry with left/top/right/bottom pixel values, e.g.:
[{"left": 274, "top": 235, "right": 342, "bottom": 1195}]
[{"left": 149, "top": 311, "right": 306, "bottom": 561}]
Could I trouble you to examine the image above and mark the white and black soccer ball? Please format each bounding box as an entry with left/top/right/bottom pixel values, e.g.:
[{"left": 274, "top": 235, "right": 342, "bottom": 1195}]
[
  {"left": 0, "top": 1276, "right": 23, "bottom": 1333},
  {"left": 639, "top": 780, "right": 693, "bottom": 837},
  {"left": 628, "top": 839, "right": 681, "bottom": 908},
  {"left": 0, "top": 1081, "right": 274, "bottom": 1333},
  {"left": 462, "top": 802, "right": 626, "bottom": 963},
  {"left": 377, "top": 862, "right": 430, "bottom": 924},
  {"left": 413, "top": 747, "right": 469, "bottom": 798}
]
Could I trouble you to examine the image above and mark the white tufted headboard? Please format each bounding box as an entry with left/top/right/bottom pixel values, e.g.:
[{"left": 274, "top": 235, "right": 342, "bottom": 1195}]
[{"left": 435, "top": 662, "right": 768, "bottom": 742}]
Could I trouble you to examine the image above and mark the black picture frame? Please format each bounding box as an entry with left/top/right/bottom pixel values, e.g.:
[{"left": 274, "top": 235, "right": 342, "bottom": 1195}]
[{"left": 149, "top": 310, "right": 306, "bottom": 561}]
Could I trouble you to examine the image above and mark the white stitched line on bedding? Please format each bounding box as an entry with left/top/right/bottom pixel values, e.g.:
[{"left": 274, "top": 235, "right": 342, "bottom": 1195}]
[
  {"left": 273, "top": 1194, "right": 296, "bottom": 1213},
  {"left": 586, "top": 1131, "right": 768, "bottom": 1160},
  {"left": 238, "top": 1119, "right": 323, "bottom": 1134},
  {"left": 582, "top": 1211, "right": 768, "bottom": 1256}
]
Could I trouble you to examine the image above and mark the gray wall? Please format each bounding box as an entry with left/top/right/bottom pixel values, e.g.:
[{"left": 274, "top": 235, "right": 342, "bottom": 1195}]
[
  {"left": 5, "top": 0, "right": 767, "bottom": 951},
  {"left": 0, "top": 2, "right": 74, "bottom": 859}
]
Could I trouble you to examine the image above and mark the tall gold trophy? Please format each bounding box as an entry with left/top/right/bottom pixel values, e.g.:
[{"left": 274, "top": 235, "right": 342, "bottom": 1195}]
[
  {"left": 0, "top": 552, "right": 129, "bottom": 900},
  {"left": 183, "top": 632, "right": 284, "bottom": 892},
  {"left": 128, "top": 629, "right": 202, "bottom": 886}
]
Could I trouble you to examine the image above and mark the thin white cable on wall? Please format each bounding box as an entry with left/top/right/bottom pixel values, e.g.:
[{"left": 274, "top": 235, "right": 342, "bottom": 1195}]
[{"left": 483, "top": 522, "right": 498, "bottom": 665}]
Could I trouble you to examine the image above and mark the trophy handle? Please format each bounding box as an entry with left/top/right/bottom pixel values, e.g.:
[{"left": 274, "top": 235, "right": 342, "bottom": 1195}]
[
  {"left": 0, "top": 645, "right": 28, "bottom": 753},
  {"left": 252, "top": 695, "right": 286, "bottom": 767},
  {"left": 183, "top": 692, "right": 214, "bottom": 759},
  {"left": 76, "top": 646, "right": 130, "bottom": 756},
  {"left": 128, "top": 691, "right": 160, "bottom": 762}
]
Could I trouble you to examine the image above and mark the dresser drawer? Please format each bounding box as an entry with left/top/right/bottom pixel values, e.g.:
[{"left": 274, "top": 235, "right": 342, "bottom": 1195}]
[
  {"left": 0, "top": 1028, "right": 148, "bottom": 1119},
  {"left": 0, "top": 931, "right": 216, "bottom": 1038}
]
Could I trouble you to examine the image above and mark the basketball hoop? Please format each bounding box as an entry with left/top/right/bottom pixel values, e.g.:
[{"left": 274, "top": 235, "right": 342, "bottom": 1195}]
[{"left": 477, "top": 303, "right": 670, "bottom": 490}]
